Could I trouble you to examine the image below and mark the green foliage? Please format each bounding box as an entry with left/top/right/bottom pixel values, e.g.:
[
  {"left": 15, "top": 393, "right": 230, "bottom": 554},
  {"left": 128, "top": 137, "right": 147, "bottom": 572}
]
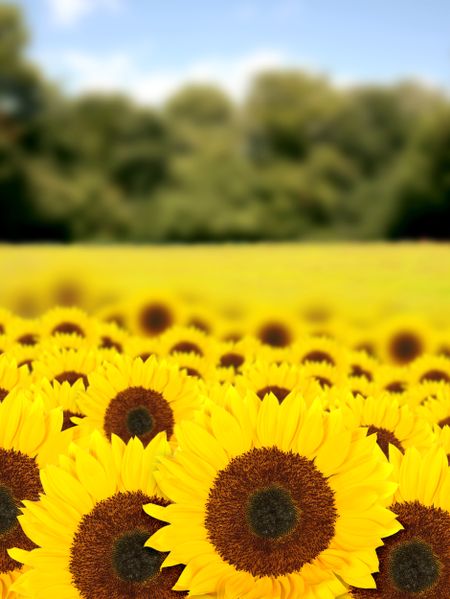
[{"left": 1, "top": 5, "right": 450, "bottom": 242}]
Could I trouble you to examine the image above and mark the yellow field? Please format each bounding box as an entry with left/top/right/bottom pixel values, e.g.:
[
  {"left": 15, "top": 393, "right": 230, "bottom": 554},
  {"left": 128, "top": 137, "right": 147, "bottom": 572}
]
[{"left": 1, "top": 243, "right": 450, "bottom": 317}]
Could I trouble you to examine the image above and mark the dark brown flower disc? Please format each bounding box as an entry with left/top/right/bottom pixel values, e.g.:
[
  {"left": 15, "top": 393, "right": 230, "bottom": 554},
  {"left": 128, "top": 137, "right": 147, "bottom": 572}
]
[
  {"left": 205, "top": 446, "right": 336, "bottom": 578},
  {"left": 188, "top": 319, "right": 210, "bottom": 334},
  {"left": 438, "top": 416, "right": 450, "bottom": 429},
  {"left": 62, "top": 410, "right": 84, "bottom": 431},
  {"left": 52, "top": 323, "right": 85, "bottom": 337},
  {"left": 301, "top": 351, "right": 335, "bottom": 366},
  {"left": 183, "top": 368, "right": 202, "bottom": 379},
  {"left": 70, "top": 492, "right": 186, "bottom": 598},
  {"left": 389, "top": 332, "right": 423, "bottom": 364},
  {"left": 258, "top": 323, "right": 292, "bottom": 348},
  {"left": 103, "top": 386, "right": 175, "bottom": 446},
  {"left": 170, "top": 342, "right": 203, "bottom": 356},
  {"left": 367, "top": 425, "right": 404, "bottom": 458},
  {"left": 350, "top": 365, "right": 373, "bottom": 381},
  {"left": 385, "top": 382, "right": 407, "bottom": 394},
  {"left": 315, "top": 376, "right": 332, "bottom": 388},
  {"left": 0, "top": 388, "right": 8, "bottom": 403},
  {"left": 17, "top": 334, "right": 38, "bottom": 347},
  {"left": 54, "top": 371, "right": 89, "bottom": 388},
  {"left": 100, "top": 336, "right": 123, "bottom": 353},
  {"left": 420, "top": 370, "right": 450, "bottom": 384},
  {"left": 219, "top": 353, "right": 245, "bottom": 371},
  {"left": 257, "top": 386, "right": 291, "bottom": 403},
  {"left": 350, "top": 500, "right": 450, "bottom": 598},
  {"left": 139, "top": 304, "right": 173, "bottom": 336},
  {"left": 0, "top": 448, "right": 42, "bottom": 574}
]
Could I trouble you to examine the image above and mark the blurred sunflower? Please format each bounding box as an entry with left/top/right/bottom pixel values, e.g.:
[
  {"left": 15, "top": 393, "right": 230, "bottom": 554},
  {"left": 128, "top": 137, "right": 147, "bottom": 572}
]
[
  {"left": 96, "top": 322, "right": 129, "bottom": 354},
  {"left": 409, "top": 354, "right": 450, "bottom": 385},
  {"left": 347, "top": 350, "right": 379, "bottom": 383},
  {"left": 8, "top": 319, "right": 42, "bottom": 348},
  {"left": 159, "top": 326, "right": 215, "bottom": 359},
  {"left": 346, "top": 447, "right": 450, "bottom": 598},
  {"left": 292, "top": 336, "right": 346, "bottom": 369},
  {"left": 0, "top": 394, "right": 62, "bottom": 597},
  {"left": 9, "top": 432, "right": 198, "bottom": 599},
  {"left": 127, "top": 293, "right": 185, "bottom": 338},
  {"left": 32, "top": 348, "right": 104, "bottom": 389},
  {"left": 31, "top": 378, "right": 86, "bottom": 432},
  {"left": 418, "top": 388, "right": 450, "bottom": 429},
  {"left": 373, "top": 364, "right": 410, "bottom": 396},
  {"left": 251, "top": 309, "right": 301, "bottom": 349},
  {"left": 235, "top": 360, "right": 321, "bottom": 404},
  {"left": 77, "top": 356, "right": 202, "bottom": 447},
  {"left": 342, "top": 394, "right": 435, "bottom": 458},
  {"left": 380, "top": 316, "right": 434, "bottom": 365},
  {"left": 146, "top": 395, "right": 400, "bottom": 598},
  {"left": 40, "top": 307, "right": 94, "bottom": 341}
]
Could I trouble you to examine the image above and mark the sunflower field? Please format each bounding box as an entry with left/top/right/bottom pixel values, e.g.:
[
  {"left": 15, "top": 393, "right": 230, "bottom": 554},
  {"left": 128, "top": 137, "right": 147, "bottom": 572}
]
[{"left": 0, "top": 245, "right": 449, "bottom": 599}]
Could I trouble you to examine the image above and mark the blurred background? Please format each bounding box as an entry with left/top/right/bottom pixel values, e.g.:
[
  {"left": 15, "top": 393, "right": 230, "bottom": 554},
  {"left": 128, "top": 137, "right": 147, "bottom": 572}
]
[{"left": 1, "top": 0, "right": 449, "bottom": 243}]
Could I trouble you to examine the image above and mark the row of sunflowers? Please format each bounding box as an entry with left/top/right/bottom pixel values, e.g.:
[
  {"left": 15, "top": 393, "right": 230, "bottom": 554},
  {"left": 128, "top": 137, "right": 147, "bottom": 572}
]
[{"left": 0, "top": 300, "right": 449, "bottom": 598}]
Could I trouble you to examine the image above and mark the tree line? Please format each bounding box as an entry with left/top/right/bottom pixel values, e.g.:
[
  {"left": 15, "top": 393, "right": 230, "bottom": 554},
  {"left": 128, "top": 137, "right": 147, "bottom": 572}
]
[{"left": 1, "top": 4, "right": 450, "bottom": 242}]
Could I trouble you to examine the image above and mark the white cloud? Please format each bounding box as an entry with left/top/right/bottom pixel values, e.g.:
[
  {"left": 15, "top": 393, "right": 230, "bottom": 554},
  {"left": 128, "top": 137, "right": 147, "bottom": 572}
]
[
  {"left": 46, "top": 0, "right": 121, "bottom": 26},
  {"left": 54, "top": 49, "right": 291, "bottom": 104}
]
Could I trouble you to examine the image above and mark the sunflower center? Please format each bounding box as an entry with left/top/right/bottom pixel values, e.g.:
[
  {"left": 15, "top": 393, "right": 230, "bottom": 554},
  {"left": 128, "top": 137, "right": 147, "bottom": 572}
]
[
  {"left": 126, "top": 407, "right": 154, "bottom": 437},
  {"left": 389, "top": 540, "right": 440, "bottom": 594},
  {"left": 112, "top": 531, "right": 163, "bottom": 582},
  {"left": 70, "top": 492, "right": 185, "bottom": 598},
  {"left": 389, "top": 332, "right": 423, "bottom": 364},
  {"left": 0, "top": 388, "right": 8, "bottom": 402},
  {"left": 385, "top": 381, "right": 407, "bottom": 394},
  {"left": 62, "top": 410, "right": 84, "bottom": 431},
  {"left": 52, "top": 322, "right": 85, "bottom": 337},
  {"left": 54, "top": 371, "right": 89, "bottom": 387},
  {"left": 301, "top": 351, "right": 334, "bottom": 365},
  {"left": 258, "top": 323, "right": 291, "bottom": 348},
  {"left": 367, "top": 425, "right": 404, "bottom": 458},
  {"left": 0, "top": 486, "right": 18, "bottom": 535},
  {"left": 247, "top": 486, "right": 298, "bottom": 539},
  {"left": 0, "top": 448, "right": 42, "bottom": 574},
  {"left": 103, "top": 386, "right": 175, "bottom": 446},
  {"left": 100, "top": 336, "right": 123, "bottom": 352},
  {"left": 140, "top": 304, "right": 173, "bottom": 335},
  {"left": 205, "top": 446, "right": 336, "bottom": 578},
  {"left": 350, "top": 365, "right": 373, "bottom": 381},
  {"left": 170, "top": 342, "right": 203, "bottom": 356},
  {"left": 257, "top": 385, "right": 291, "bottom": 403},
  {"left": 420, "top": 370, "right": 450, "bottom": 383},
  {"left": 438, "top": 416, "right": 450, "bottom": 429},
  {"left": 219, "top": 352, "right": 244, "bottom": 370}
]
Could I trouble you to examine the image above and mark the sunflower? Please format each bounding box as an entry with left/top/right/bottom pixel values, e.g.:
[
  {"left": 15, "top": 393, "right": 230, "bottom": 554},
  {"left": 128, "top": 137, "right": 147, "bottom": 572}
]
[
  {"left": 123, "top": 336, "right": 161, "bottom": 362},
  {"left": 299, "top": 360, "right": 346, "bottom": 390},
  {"left": 409, "top": 354, "right": 450, "bottom": 386},
  {"left": 216, "top": 337, "right": 259, "bottom": 377},
  {"left": 32, "top": 347, "right": 105, "bottom": 389},
  {"left": 95, "top": 321, "right": 129, "bottom": 354},
  {"left": 346, "top": 446, "right": 450, "bottom": 598},
  {"left": 145, "top": 395, "right": 400, "bottom": 598},
  {"left": 127, "top": 293, "right": 185, "bottom": 338},
  {"left": 9, "top": 432, "right": 200, "bottom": 599},
  {"left": 418, "top": 388, "right": 450, "bottom": 429},
  {"left": 235, "top": 360, "right": 322, "bottom": 404},
  {"left": 40, "top": 307, "right": 95, "bottom": 341},
  {"left": 347, "top": 350, "right": 379, "bottom": 383},
  {"left": 166, "top": 352, "right": 217, "bottom": 384},
  {"left": 341, "top": 394, "right": 435, "bottom": 458},
  {"left": 96, "top": 303, "right": 130, "bottom": 331},
  {"left": 8, "top": 319, "right": 42, "bottom": 348},
  {"left": 250, "top": 309, "right": 301, "bottom": 349},
  {"left": 76, "top": 355, "right": 202, "bottom": 447},
  {"left": 291, "top": 336, "right": 347, "bottom": 370},
  {"left": 31, "top": 378, "right": 87, "bottom": 432},
  {"left": 372, "top": 364, "right": 410, "bottom": 396},
  {"left": 379, "top": 316, "right": 434, "bottom": 365},
  {"left": 5, "top": 343, "right": 40, "bottom": 374},
  {"left": 0, "top": 355, "right": 31, "bottom": 403},
  {"left": 159, "top": 326, "right": 215, "bottom": 360},
  {"left": 0, "top": 393, "right": 63, "bottom": 597}
]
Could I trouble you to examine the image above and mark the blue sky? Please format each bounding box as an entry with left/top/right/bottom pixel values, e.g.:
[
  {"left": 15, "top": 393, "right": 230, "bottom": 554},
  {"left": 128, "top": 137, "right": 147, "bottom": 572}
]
[{"left": 11, "top": 0, "right": 450, "bottom": 103}]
